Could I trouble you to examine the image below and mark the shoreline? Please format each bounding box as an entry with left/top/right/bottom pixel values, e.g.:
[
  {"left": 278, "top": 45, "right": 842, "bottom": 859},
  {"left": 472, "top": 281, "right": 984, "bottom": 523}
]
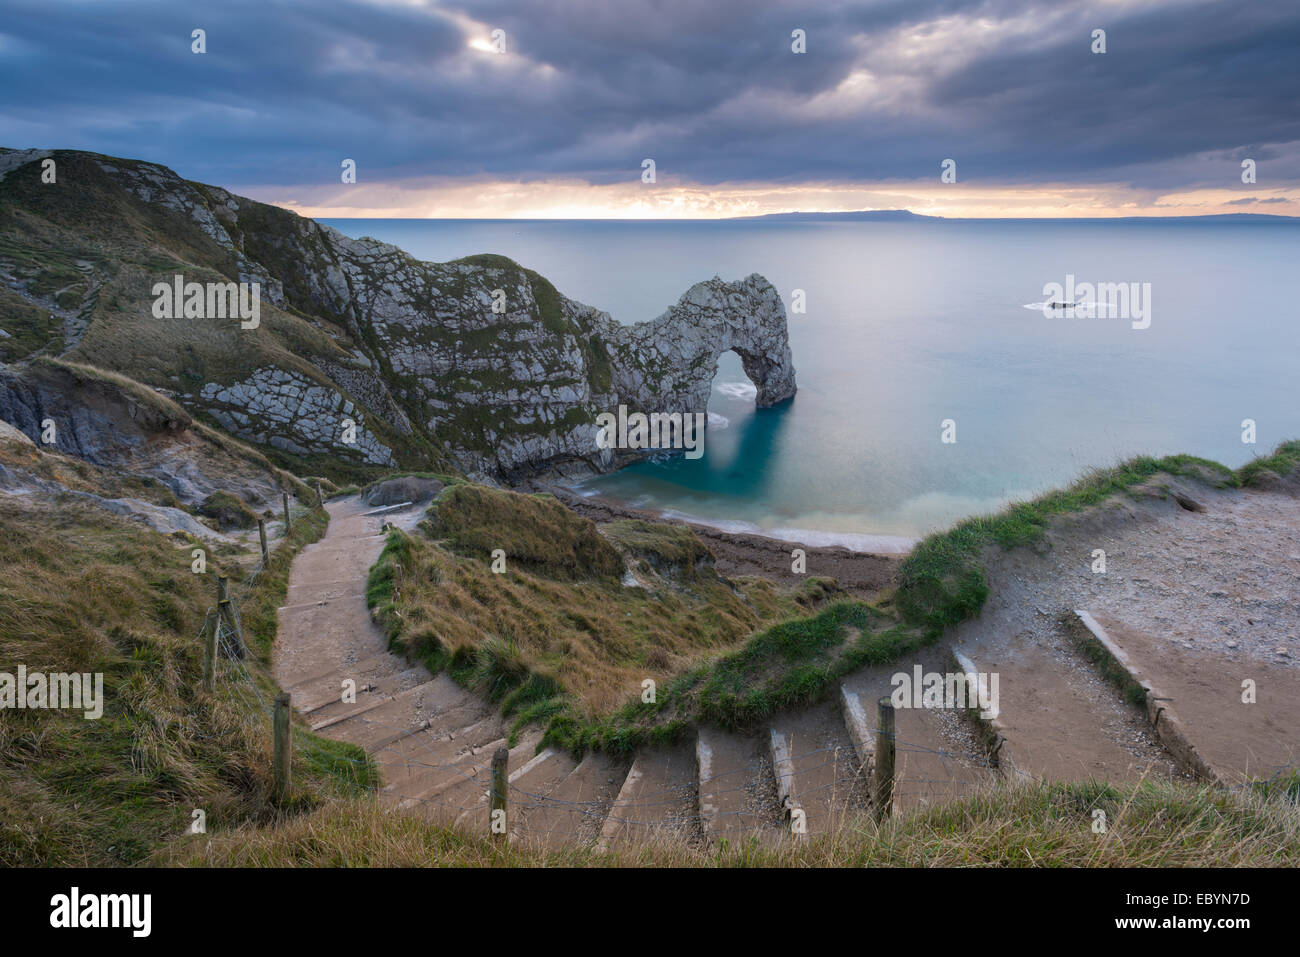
[{"left": 546, "top": 485, "right": 905, "bottom": 596}]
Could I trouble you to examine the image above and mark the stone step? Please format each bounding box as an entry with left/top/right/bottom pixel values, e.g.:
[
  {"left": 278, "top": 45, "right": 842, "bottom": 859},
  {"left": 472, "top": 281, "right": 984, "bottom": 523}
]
[
  {"left": 515, "top": 751, "right": 630, "bottom": 850},
  {"left": 399, "top": 737, "right": 509, "bottom": 824},
  {"left": 695, "top": 727, "right": 784, "bottom": 844},
  {"left": 597, "top": 742, "right": 699, "bottom": 848},
  {"left": 841, "top": 645, "right": 996, "bottom": 811},
  {"left": 281, "top": 650, "right": 405, "bottom": 701},
  {"left": 306, "top": 666, "right": 431, "bottom": 728},
  {"left": 770, "top": 699, "right": 866, "bottom": 836},
  {"left": 326, "top": 678, "right": 457, "bottom": 750},
  {"left": 953, "top": 626, "right": 1180, "bottom": 785},
  {"left": 1075, "top": 611, "right": 1300, "bottom": 784},
  {"left": 378, "top": 715, "right": 507, "bottom": 802},
  {"left": 452, "top": 730, "right": 548, "bottom": 834}
]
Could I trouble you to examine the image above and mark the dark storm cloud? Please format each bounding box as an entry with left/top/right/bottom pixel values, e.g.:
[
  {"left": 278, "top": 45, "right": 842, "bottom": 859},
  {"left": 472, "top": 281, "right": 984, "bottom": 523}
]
[{"left": 0, "top": 0, "right": 1296, "bottom": 190}]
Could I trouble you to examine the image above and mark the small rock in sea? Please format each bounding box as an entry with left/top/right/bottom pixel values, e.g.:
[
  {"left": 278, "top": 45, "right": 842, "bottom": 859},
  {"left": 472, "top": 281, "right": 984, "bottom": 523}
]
[
  {"left": 1226, "top": 641, "right": 1238, "bottom": 649},
  {"left": 1277, "top": 647, "right": 1290, "bottom": 656}
]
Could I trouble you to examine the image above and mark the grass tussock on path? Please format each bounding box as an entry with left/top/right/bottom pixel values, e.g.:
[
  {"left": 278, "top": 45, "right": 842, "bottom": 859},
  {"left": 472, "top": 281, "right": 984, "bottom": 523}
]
[
  {"left": 562, "top": 600, "right": 924, "bottom": 754},
  {"left": 162, "top": 775, "right": 1300, "bottom": 868},
  {"left": 367, "top": 484, "right": 884, "bottom": 755}
]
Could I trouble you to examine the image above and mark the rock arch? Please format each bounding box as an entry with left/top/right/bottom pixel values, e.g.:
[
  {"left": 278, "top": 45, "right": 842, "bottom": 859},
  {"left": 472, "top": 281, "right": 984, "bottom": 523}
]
[{"left": 607, "top": 274, "right": 798, "bottom": 416}]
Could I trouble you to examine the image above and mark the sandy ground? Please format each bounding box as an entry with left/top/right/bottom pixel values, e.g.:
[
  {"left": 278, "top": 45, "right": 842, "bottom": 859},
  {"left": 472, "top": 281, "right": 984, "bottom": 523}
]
[
  {"left": 1095, "top": 613, "right": 1300, "bottom": 784},
  {"left": 954, "top": 477, "right": 1300, "bottom": 784}
]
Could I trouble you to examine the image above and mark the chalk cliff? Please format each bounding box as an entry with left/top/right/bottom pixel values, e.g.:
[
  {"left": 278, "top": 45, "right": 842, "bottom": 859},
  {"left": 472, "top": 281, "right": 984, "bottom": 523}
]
[{"left": 0, "top": 147, "right": 796, "bottom": 481}]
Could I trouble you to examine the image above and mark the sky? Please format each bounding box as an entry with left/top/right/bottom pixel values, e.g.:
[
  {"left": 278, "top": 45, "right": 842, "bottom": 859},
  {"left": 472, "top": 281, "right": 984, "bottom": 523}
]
[{"left": 1, "top": 0, "right": 1298, "bottom": 218}]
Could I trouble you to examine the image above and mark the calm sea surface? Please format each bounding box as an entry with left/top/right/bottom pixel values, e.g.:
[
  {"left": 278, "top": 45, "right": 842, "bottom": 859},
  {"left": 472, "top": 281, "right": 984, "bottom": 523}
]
[{"left": 323, "top": 218, "right": 1300, "bottom": 546}]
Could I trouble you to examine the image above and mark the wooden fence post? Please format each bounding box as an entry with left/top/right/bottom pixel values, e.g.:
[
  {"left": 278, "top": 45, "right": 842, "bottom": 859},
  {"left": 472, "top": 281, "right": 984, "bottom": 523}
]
[
  {"left": 315, "top": 483, "right": 323, "bottom": 509},
  {"left": 273, "top": 693, "right": 291, "bottom": 804},
  {"left": 282, "top": 492, "right": 291, "bottom": 534},
  {"left": 258, "top": 518, "right": 269, "bottom": 566},
  {"left": 874, "top": 697, "right": 896, "bottom": 822},
  {"left": 490, "top": 746, "right": 509, "bottom": 841},
  {"left": 217, "top": 598, "right": 243, "bottom": 659},
  {"left": 217, "top": 574, "right": 228, "bottom": 604},
  {"left": 202, "top": 609, "right": 217, "bottom": 692}
]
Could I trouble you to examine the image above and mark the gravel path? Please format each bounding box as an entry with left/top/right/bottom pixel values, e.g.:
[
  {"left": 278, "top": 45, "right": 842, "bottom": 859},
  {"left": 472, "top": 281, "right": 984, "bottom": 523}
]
[{"left": 954, "top": 477, "right": 1300, "bottom": 782}]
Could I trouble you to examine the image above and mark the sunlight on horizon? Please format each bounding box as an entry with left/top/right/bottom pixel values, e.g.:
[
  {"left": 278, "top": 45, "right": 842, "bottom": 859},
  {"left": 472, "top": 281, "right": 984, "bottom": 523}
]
[{"left": 266, "top": 178, "right": 1300, "bottom": 220}]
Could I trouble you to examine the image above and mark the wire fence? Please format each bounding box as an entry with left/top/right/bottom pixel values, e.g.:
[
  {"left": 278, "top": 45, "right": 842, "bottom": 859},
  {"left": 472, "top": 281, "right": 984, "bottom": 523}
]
[
  {"left": 199, "top": 496, "right": 1300, "bottom": 844},
  {"left": 213, "top": 631, "right": 1300, "bottom": 843}
]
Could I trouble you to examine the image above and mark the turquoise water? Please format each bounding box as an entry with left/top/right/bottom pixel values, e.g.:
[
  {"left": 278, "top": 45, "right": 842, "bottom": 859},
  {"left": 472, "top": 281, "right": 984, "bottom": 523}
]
[{"left": 324, "top": 218, "right": 1300, "bottom": 544}]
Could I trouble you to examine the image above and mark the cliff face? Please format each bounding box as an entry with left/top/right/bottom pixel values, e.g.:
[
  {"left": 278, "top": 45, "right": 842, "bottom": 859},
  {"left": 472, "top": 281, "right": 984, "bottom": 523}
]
[{"left": 0, "top": 148, "right": 796, "bottom": 481}]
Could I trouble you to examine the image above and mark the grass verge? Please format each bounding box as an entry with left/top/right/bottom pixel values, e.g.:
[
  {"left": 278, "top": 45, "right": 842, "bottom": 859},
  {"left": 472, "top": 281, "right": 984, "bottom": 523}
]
[
  {"left": 0, "top": 482, "right": 373, "bottom": 866},
  {"left": 161, "top": 775, "right": 1300, "bottom": 867}
]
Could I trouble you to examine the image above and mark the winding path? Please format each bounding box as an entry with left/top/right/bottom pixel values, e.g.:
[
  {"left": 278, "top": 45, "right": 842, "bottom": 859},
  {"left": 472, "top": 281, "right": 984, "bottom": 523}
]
[
  {"left": 268, "top": 482, "right": 1300, "bottom": 848},
  {"left": 270, "top": 495, "right": 994, "bottom": 847}
]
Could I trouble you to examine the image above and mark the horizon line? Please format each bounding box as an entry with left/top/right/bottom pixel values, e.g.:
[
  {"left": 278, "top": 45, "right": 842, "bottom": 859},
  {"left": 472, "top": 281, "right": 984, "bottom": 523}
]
[{"left": 310, "top": 210, "right": 1300, "bottom": 223}]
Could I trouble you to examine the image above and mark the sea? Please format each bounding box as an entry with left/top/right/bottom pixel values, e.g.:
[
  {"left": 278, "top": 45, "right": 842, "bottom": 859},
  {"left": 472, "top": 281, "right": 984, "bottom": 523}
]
[{"left": 322, "top": 217, "right": 1300, "bottom": 548}]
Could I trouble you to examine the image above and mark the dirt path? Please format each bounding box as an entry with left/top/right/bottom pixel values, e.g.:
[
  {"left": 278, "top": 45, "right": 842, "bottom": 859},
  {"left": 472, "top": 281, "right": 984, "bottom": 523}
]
[
  {"left": 272, "top": 478, "right": 1300, "bottom": 849},
  {"left": 954, "top": 478, "right": 1300, "bottom": 785},
  {"left": 273, "top": 497, "right": 420, "bottom": 690},
  {"left": 1091, "top": 613, "right": 1300, "bottom": 784},
  {"left": 274, "top": 496, "right": 514, "bottom": 834}
]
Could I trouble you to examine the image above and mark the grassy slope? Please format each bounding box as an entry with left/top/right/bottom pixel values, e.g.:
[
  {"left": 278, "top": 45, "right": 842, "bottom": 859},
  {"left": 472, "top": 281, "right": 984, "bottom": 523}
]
[
  {"left": 366, "top": 484, "right": 847, "bottom": 752},
  {"left": 159, "top": 440, "right": 1300, "bottom": 868},
  {"left": 164, "top": 775, "right": 1300, "bottom": 867},
  {"left": 0, "top": 456, "right": 374, "bottom": 866},
  {"left": 371, "top": 442, "right": 1300, "bottom": 760},
  {"left": 0, "top": 151, "right": 446, "bottom": 485}
]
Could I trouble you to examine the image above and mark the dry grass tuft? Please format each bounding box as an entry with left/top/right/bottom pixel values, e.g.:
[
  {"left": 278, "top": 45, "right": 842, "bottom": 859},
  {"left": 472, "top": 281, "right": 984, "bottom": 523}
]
[{"left": 161, "top": 776, "right": 1300, "bottom": 868}]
